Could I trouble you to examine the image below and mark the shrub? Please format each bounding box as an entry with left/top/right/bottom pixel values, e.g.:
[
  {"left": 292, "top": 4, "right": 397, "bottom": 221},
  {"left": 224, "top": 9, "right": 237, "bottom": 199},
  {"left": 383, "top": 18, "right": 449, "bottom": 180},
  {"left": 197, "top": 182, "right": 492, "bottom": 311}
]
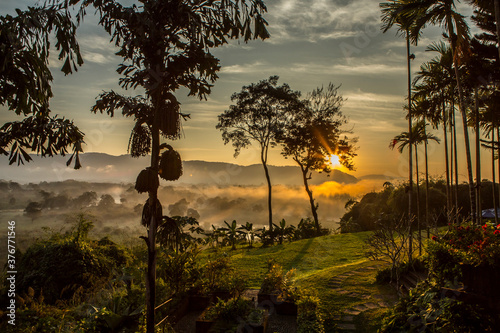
[
  {"left": 16, "top": 216, "right": 129, "bottom": 304},
  {"left": 426, "top": 240, "right": 463, "bottom": 284},
  {"left": 260, "top": 259, "right": 295, "bottom": 297},
  {"left": 297, "top": 295, "right": 325, "bottom": 333},
  {"left": 156, "top": 246, "right": 201, "bottom": 294},
  {"left": 380, "top": 281, "right": 495, "bottom": 332},
  {"left": 427, "top": 222, "right": 500, "bottom": 283},
  {"left": 201, "top": 297, "right": 253, "bottom": 322}
]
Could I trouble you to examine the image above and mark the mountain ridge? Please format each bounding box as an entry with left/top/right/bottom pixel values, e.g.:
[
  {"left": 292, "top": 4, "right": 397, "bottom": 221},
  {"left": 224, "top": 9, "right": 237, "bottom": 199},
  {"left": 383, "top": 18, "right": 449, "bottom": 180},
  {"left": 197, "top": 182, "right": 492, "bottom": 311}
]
[{"left": 0, "top": 152, "right": 359, "bottom": 185}]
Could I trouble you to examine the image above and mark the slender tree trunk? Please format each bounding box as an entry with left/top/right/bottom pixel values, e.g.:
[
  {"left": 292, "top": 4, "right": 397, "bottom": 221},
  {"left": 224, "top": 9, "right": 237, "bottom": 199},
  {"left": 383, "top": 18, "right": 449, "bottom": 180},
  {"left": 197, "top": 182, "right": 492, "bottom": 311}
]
[
  {"left": 447, "top": 22, "right": 476, "bottom": 224},
  {"left": 146, "top": 98, "right": 161, "bottom": 333},
  {"left": 452, "top": 101, "right": 460, "bottom": 221},
  {"left": 424, "top": 123, "right": 430, "bottom": 238},
  {"left": 443, "top": 100, "right": 451, "bottom": 223},
  {"left": 492, "top": 129, "right": 498, "bottom": 224},
  {"left": 300, "top": 163, "right": 320, "bottom": 234},
  {"left": 475, "top": 87, "right": 482, "bottom": 224},
  {"left": 261, "top": 145, "right": 273, "bottom": 241},
  {"left": 406, "top": 31, "right": 414, "bottom": 263},
  {"left": 494, "top": 0, "right": 500, "bottom": 61},
  {"left": 415, "top": 145, "right": 421, "bottom": 255},
  {"left": 450, "top": 105, "right": 455, "bottom": 220}
]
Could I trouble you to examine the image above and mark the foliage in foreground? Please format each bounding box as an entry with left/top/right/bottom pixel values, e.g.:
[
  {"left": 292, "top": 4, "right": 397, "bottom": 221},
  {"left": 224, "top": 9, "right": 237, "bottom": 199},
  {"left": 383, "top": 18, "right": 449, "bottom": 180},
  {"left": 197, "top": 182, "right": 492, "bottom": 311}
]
[
  {"left": 379, "top": 222, "right": 500, "bottom": 332},
  {"left": 380, "top": 281, "right": 495, "bottom": 332}
]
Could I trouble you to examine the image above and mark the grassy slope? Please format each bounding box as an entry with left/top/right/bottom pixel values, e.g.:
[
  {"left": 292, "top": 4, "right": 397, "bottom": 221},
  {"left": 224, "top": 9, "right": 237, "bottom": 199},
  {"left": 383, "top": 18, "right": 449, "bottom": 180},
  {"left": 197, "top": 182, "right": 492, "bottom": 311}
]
[{"left": 201, "top": 232, "right": 398, "bottom": 332}]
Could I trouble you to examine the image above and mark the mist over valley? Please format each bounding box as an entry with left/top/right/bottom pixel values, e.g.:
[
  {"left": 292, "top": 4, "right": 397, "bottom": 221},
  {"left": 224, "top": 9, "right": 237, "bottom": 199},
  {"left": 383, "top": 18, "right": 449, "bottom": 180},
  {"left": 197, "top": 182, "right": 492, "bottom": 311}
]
[{"left": 0, "top": 153, "right": 389, "bottom": 249}]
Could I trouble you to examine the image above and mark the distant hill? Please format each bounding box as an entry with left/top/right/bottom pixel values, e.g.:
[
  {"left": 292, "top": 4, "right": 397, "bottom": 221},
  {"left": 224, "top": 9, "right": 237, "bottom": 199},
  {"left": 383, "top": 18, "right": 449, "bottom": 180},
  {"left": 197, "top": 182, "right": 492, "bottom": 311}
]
[{"left": 0, "top": 152, "right": 358, "bottom": 185}]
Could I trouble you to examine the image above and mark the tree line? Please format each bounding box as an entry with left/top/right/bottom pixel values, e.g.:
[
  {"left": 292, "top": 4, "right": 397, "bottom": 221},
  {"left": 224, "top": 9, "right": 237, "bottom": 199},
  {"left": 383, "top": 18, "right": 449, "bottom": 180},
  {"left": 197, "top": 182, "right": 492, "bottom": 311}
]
[{"left": 381, "top": 0, "right": 500, "bottom": 261}]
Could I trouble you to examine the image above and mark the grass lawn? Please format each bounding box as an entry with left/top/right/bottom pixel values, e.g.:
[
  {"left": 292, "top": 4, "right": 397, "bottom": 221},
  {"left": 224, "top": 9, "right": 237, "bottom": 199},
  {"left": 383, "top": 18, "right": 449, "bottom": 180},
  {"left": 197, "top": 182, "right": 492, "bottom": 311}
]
[{"left": 200, "top": 232, "right": 399, "bottom": 332}]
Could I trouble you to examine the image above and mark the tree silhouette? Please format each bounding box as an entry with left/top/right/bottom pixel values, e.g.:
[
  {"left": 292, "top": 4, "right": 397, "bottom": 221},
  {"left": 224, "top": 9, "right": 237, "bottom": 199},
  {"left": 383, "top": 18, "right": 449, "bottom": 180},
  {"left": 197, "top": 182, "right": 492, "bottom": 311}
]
[
  {"left": 396, "top": 0, "right": 476, "bottom": 223},
  {"left": 280, "top": 84, "right": 357, "bottom": 234},
  {"left": 0, "top": 4, "right": 84, "bottom": 168},
  {"left": 381, "top": 0, "right": 421, "bottom": 261},
  {"left": 413, "top": 42, "right": 455, "bottom": 222},
  {"left": 75, "top": 0, "right": 268, "bottom": 330},
  {"left": 217, "top": 76, "right": 302, "bottom": 239}
]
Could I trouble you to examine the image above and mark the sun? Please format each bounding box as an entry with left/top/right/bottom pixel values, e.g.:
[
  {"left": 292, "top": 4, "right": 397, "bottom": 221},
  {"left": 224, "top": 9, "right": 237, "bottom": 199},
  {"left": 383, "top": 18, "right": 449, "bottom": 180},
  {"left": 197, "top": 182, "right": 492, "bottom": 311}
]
[{"left": 329, "top": 154, "right": 341, "bottom": 168}]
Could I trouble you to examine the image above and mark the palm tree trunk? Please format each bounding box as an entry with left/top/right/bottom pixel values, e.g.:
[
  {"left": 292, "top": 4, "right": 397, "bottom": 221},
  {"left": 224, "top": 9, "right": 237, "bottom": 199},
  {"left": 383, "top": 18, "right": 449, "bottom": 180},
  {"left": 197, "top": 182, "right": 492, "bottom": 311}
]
[
  {"left": 492, "top": 129, "right": 498, "bottom": 224},
  {"left": 447, "top": 21, "right": 476, "bottom": 224},
  {"left": 474, "top": 87, "right": 481, "bottom": 224},
  {"left": 261, "top": 145, "right": 273, "bottom": 242},
  {"left": 415, "top": 145, "right": 421, "bottom": 255},
  {"left": 450, "top": 105, "right": 455, "bottom": 219},
  {"left": 300, "top": 163, "right": 320, "bottom": 234},
  {"left": 452, "top": 101, "right": 460, "bottom": 221},
  {"left": 406, "top": 31, "right": 414, "bottom": 263},
  {"left": 424, "top": 123, "right": 430, "bottom": 238},
  {"left": 443, "top": 99, "right": 451, "bottom": 223}
]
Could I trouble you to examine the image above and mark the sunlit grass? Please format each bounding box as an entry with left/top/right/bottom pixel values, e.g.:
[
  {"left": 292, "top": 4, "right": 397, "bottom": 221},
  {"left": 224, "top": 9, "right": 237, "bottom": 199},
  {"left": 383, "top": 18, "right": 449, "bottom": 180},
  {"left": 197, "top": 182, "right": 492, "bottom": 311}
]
[{"left": 202, "top": 232, "right": 398, "bottom": 332}]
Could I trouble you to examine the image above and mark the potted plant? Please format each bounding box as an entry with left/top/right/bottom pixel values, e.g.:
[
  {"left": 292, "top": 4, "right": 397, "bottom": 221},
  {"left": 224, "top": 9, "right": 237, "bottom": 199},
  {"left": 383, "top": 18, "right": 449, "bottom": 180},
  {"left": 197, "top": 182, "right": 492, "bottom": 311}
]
[
  {"left": 257, "top": 260, "right": 283, "bottom": 304},
  {"left": 242, "top": 308, "right": 268, "bottom": 333},
  {"left": 187, "top": 286, "right": 212, "bottom": 311},
  {"left": 258, "top": 259, "right": 297, "bottom": 315},
  {"left": 196, "top": 297, "right": 262, "bottom": 333}
]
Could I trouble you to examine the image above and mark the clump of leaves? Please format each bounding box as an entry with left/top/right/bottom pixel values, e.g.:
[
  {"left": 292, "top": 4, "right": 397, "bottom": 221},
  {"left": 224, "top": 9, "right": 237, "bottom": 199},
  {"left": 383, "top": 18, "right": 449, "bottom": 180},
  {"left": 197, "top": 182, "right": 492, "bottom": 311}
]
[
  {"left": 380, "top": 281, "right": 496, "bottom": 332},
  {"left": 201, "top": 297, "right": 253, "bottom": 322},
  {"left": 260, "top": 259, "right": 296, "bottom": 299},
  {"left": 297, "top": 295, "right": 325, "bottom": 333}
]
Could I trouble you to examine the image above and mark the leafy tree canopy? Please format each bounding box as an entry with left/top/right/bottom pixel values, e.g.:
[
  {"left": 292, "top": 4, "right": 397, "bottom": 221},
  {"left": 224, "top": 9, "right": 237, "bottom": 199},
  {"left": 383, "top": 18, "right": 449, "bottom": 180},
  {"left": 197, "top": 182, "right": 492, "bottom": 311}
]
[
  {"left": 0, "top": 4, "right": 84, "bottom": 168},
  {"left": 280, "top": 83, "right": 357, "bottom": 173},
  {"left": 217, "top": 75, "right": 302, "bottom": 157}
]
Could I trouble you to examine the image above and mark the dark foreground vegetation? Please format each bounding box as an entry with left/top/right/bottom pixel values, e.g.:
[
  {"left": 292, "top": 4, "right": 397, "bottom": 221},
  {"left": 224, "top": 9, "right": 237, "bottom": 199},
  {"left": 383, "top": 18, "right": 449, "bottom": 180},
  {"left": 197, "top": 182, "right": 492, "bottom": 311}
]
[
  {"left": 0, "top": 214, "right": 335, "bottom": 332},
  {"left": 2, "top": 212, "right": 499, "bottom": 332},
  {"left": 377, "top": 221, "right": 500, "bottom": 332}
]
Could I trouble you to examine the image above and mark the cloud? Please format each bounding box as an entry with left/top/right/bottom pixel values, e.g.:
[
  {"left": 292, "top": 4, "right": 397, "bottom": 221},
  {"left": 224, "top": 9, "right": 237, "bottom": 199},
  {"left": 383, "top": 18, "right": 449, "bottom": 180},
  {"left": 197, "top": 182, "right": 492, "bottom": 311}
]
[
  {"left": 332, "top": 63, "right": 406, "bottom": 75},
  {"left": 267, "top": 0, "right": 381, "bottom": 43},
  {"left": 96, "top": 165, "right": 115, "bottom": 173},
  {"left": 79, "top": 35, "right": 116, "bottom": 52},
  {"left": 288, "top": 62, "right": 405, "bottom": 76},
  {"left": 221, "top": 61, "right": 268, "bottom": 74},
  {"left": 344, "top": 90, "right": 404, "bottom": 104},
  {"left": 78, "top": 35, "right": 118, "bottom": 65},
  {"left": 318, "top": 31, "right": 360, "bottom": 40},
  {"left": 82, "top": 51, "right": 115, "bottom": 65}
]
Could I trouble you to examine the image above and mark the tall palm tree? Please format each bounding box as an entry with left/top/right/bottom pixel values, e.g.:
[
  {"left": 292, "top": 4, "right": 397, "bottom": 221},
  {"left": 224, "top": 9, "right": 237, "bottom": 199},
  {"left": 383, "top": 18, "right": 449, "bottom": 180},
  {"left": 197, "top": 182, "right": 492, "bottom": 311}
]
[
  {"left": 381, "top": 0, "right": 420, "bottom": 261},
  {"left": 411, "top": 94, "right": 441, "bottom": 236},
  {"left": 413, "top": 42, "right": 456, "bottom": 223},
  {"left": 399, "top": 0, "right": 476, "bottom": 223},
  {"left": 390, "top": 120, "right": 440, "bottom": 254}
]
